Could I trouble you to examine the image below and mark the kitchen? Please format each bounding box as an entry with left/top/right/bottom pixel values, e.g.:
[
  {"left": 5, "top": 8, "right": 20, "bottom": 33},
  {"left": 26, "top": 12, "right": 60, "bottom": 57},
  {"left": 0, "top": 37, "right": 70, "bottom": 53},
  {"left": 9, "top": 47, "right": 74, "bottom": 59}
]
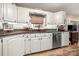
[{"left": 0, "top": 3, "right": 79, "bottom": 56}]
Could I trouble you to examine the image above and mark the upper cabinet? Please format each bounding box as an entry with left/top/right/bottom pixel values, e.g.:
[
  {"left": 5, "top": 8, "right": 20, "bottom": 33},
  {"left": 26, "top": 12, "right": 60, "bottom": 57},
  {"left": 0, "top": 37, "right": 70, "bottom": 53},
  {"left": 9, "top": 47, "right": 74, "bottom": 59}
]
[
  {"left": 0, "top": 3, "right": 67, "bottom": 25},
  {"left": 0, "top": 3, "right": 3, "bottom": 21},
  {"left": 46, "top": 11, "right": 66, "bottom": 25},
  {"left": 54, "top": 11, "right": 66, "bottom": 25},
  {"left": 3, "top": 3, "right": 17, "bottom": 22},
  {"left": 46, "top": 12, "right": 54, "bottom": 25},
  {"left": 17, "top": 7, "right": 30, "bottom": 23}
]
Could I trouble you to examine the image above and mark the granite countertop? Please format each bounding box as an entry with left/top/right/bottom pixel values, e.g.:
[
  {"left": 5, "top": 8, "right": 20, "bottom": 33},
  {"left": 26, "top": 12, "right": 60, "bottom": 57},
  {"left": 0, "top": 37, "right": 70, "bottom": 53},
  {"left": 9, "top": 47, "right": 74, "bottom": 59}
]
[{"left": 0, "top": 29, "right": 70, "bottom": 37}]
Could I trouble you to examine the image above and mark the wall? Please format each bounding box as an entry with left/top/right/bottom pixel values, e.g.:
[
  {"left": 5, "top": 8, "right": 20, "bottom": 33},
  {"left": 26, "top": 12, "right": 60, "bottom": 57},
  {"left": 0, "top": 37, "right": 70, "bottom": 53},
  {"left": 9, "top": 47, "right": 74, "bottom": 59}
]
[{"left": 67, "top": 16, "right": 79, "bottom": 25}]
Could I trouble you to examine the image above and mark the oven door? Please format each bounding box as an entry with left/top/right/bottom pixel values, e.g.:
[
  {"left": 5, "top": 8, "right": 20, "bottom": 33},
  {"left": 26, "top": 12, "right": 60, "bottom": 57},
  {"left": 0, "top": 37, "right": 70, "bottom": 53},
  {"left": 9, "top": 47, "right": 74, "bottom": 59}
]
[{"left": 53, "top": 33, "right": 61, "bottom": 49}]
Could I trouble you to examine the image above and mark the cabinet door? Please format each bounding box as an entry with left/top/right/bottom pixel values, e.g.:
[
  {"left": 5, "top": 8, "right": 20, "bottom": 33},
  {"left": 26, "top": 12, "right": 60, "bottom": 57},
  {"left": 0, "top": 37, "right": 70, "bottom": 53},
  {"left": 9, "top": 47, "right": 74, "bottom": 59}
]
[
  {"left": 46, "top": 12, "right": 54, "bottom": 25},
  {"left": 26, "top": 38, "right": 31, "bottom": 54},
  {"left": 30, "top": 38, "right": 40, "bottom": 53},
  {"left": 3, "top": 35, "right": 25, "bottom": 56},
  {"left": 0, "top": 22, "right": 3, "bottom": 29},
  {"left": 17, "top": 7, "right": 29, "bottom": 23},
  {"left": 4, "top": 3, "right": 17, "bottom": 22},
  {"left": 54, "top": 11, "right": 66, "bottom": 25},
  {"left": 0, "top": 3, "right": 3, "bottom": 20},
  {"left": 41, "top": 37, "right": 52, "bottom": 51},
  {"left": 0, "top": 39, "right": 2, "bottom": 56},
  {"left": 61, "top": 32, "right": 69, "bottom": 46}
]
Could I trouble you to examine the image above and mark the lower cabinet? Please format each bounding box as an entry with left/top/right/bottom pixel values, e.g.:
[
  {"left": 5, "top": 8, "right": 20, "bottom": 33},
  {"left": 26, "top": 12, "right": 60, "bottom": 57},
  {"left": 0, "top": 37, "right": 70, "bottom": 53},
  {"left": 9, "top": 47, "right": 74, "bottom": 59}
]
[
  {"left": 70, "top": 32, "right": 78, "bottom": 44},
  {"left": 61, "top": 32, "right": 69, "bottom": 46},
  {"left": 0, "top": 32, "right": 69, "bottom": 56},
  {"left": 30, "top": 38, "right": 41, "bottom": 53},
  {"left": 25, "top": 33, "right": 53, "bottom": 54},
  {"left": 1, "top": 33, "right": 53, "bottom": 56},
  {"left": 25, "top": 38, "right": 31, "bottom": 54},
  {"left": 3, "top": 35, "right": 25, "bottom": 56},
  {"left": 41, "top": 37, "right": 52, "bottom": 51}
]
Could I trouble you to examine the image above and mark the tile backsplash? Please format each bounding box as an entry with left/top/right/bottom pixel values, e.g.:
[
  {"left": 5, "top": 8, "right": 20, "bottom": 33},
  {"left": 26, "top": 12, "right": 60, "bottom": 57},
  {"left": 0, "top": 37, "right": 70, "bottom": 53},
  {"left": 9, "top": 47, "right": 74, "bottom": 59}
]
[{"left": 0, "top": 22, "right": 58, "bottom": 30}]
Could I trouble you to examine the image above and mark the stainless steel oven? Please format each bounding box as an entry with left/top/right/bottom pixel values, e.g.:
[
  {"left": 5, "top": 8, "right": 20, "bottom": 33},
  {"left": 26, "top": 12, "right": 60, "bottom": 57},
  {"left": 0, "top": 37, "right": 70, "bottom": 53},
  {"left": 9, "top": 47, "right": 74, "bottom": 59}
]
[
  {"left": 68, "top": 25, "right": 77, "bottom": 31},
  {"left": 53, "top": 32, "right": 61, "bottom": 49},
  {"left": 3, "top": 23, "right": 14, "bottom": 31}
]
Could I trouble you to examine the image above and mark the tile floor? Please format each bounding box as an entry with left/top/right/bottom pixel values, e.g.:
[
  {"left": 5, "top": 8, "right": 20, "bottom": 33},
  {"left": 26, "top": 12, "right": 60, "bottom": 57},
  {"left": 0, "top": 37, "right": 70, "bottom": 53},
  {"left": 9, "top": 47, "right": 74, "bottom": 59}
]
[{"left": 28, "top": 43, "right": 79, "bottom": 56}]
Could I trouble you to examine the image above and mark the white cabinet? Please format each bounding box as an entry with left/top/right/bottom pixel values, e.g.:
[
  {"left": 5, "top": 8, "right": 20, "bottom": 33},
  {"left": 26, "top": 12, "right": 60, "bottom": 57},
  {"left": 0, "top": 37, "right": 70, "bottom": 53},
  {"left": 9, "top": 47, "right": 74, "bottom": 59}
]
[
  {"left": 46, "top": 11, "right": 66, "bottom": 26},
  {"left": 30, "top": 38, "right": 40, "bottom": 53},
  {"left": 24, "top": 33, "right": 52, "bottom": 54},
  {"left": 17, "top": 7, "right": 29, "bottom": 23},
  {"left": 3, "top": 34, "right": 25, "bottom": 56},
  {"left": 54, "top": 11, "right": 66, "bottom": 25},
  {"left": 61, "top": 32, "right": 69, "bottom": 46},
  {"left": 25, "top": 38, "right": 31, "bottom": 54},
  {"left": 24, "top": 34, "right": 31, "bottom": 54},
  {"left": 3, "top": 3, "right": 17, "bottom": 22},
  {"left": 41, "top": 33, "right": 52, "bottom": 51},
  {"left": 0, "top": 3, "right": 3, "bottom": 21},
  {"left": 41, "top": 37, "right": 52, "bottom": 51},
  {"left": 25, "top": 34, "right": 40, "bottom": 54},
  {"left": 46, "top": 12, "right": 54, "bottom": 25},
  {"left": 0, "top": 39, "right": 2, "bottom": 56},
  {"left": 0, "top": 22, "right": 3, "bottom": 29}
]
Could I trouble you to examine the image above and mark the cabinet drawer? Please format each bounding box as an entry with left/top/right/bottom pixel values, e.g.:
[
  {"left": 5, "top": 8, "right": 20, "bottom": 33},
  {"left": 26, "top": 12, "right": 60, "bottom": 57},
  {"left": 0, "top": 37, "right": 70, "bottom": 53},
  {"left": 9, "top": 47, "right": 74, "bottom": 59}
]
[
  {"left": 41, "top": 37, "right": 50, "bottom": 39},
  {"left": 45, "top": 33, "right": 52, "bottom": 37},
  {"left": 41, "top": 33, "right": 52, "bottom": 37},
  {"left": 3, "top": 34, "right": 24, "bottom": 40},
  {"left": 36, "top": 33, "right": 42, "bottom": 37},
  {"left": 29, "top": 34, "right": 36, "bottom": 38},
  {"left": 24, "top": 34, "right": 36, "bottom": 38}
]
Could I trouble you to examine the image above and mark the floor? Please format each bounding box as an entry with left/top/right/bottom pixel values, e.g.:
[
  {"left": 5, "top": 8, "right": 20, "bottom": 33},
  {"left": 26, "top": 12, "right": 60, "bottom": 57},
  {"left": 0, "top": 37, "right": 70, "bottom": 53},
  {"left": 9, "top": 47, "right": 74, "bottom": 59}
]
[{"left": 28, "top": 43, "right": 79, "bottom": 56}]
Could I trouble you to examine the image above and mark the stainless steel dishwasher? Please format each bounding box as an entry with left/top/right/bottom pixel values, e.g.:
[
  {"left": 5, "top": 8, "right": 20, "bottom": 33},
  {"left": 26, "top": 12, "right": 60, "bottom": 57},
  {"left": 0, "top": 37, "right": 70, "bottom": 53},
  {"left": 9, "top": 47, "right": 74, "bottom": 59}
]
[{"left": 53, "top": 32, "right": 61, "bottom": 49}]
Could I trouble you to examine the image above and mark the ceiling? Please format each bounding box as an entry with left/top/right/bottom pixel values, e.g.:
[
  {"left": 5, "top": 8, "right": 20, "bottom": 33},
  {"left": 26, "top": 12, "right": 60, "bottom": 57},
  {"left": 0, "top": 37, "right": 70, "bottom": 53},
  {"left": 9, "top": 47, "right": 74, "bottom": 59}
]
[{"left": 16, "top": 3, "right": 79, "bottom": 16}]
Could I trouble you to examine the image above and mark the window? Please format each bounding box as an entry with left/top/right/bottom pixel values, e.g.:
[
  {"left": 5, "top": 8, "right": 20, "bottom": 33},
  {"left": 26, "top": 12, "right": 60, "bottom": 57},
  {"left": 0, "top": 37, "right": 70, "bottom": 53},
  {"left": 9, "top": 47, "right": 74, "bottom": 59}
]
[{"left": 30, "top": 13, "right": 46, "bottom": 24}]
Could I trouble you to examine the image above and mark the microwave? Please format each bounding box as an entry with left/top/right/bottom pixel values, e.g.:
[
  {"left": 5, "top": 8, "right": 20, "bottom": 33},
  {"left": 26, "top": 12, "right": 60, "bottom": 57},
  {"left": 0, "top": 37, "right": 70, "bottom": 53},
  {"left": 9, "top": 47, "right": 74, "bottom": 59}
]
[
  {"left": 3, "top": 23, "right": 14, "bottom": 31},
  {"left": 68, "top": 25, "right": 77, "bottom": 31}
]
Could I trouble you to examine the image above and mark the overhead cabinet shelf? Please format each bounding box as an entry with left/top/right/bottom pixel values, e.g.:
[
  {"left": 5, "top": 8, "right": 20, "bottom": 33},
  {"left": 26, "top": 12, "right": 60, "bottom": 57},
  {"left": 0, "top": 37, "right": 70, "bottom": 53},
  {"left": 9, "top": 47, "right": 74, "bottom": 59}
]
[
  {"left": 17, "top": 7, "right": 29, "bottom": 23},
  {"left": 3, "top": 4, "right": 17, "bottom": 22},
  {"left": 0, "top": 3, "right": 66, "bottom": 25}
]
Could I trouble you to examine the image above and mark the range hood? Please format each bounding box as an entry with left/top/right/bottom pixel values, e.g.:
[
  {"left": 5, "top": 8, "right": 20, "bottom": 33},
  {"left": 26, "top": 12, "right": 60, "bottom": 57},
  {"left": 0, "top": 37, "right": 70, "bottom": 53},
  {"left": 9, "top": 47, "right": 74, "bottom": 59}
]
[{"left": 29, "top": 13, "right": 46, "bottom": 24}]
